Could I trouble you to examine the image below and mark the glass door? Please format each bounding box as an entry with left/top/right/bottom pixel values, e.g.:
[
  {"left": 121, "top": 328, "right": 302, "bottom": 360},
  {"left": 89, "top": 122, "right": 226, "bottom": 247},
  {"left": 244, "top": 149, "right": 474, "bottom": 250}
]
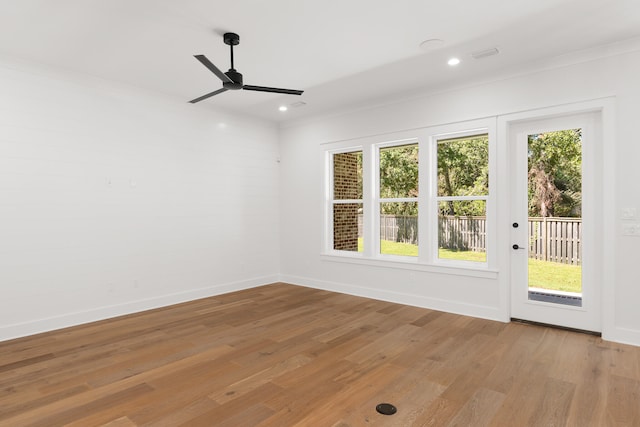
[{"left": 510, "top": 113, "right": 600, "bottom": 332}]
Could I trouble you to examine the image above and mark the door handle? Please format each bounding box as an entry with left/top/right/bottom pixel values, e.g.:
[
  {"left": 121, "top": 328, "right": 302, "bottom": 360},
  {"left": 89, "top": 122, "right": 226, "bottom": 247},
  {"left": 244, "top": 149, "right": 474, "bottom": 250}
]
[{"left": 512, "top": 244, "right": 526, "bottom": 250}]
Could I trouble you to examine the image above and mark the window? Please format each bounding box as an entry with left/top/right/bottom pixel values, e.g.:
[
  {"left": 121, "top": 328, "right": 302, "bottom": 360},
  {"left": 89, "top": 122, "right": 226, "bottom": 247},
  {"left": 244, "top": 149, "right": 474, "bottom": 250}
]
[
  {"left": 436, "top": 134, "right": 489, "bottom": 263},
  {"left": 331, "top": 150, "right": 362, "bottom": 252},
  {"left": 378, "top": 143, "right": 418, "bottom": 256},
  {"left": 324, "top": 119, "right": 494, "bottom": 272}
]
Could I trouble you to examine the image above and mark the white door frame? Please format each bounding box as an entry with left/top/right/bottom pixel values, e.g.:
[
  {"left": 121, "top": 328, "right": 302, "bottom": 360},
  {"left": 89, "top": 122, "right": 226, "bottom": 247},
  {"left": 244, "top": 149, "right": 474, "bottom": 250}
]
[
  {"left": 510, "top": 113, "right": 599, "bottom": 331},
  {"left": 496, "top": 98, "right": 616, "bottom": 337}
]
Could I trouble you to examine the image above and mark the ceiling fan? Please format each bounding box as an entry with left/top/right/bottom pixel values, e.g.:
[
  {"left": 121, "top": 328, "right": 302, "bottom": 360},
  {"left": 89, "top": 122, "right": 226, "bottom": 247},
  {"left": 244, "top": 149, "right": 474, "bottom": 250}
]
[{"left": 189, "top": 32, "right": 304, "bottom": 103}]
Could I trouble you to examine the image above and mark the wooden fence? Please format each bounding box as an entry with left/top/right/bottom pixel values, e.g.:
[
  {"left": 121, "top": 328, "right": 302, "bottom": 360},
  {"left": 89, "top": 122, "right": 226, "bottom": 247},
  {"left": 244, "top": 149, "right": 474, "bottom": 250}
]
[
  {"left": 527, "top": 217, "right": 582, "bottom": 265},
  {"left": 438, "top": 216, "right": 487, "bottom": 254},
  {"left": 380, "top": 215, "right": 418, "bottom": 244},
  {"left": 358, "top": 215, "right": 582, "bottom": 265}
]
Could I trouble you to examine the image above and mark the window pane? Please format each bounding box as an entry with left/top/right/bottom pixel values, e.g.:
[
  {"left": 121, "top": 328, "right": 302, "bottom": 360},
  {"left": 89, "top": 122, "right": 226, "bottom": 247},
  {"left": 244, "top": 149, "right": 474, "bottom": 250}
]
[
  {"left": 527, "top": 129, "right": 582, "bottom": 306},
  {"left": 380, "top": 202, "right": 418, "bottom": 256},
  {"left": 437, "top": 134, "right": 488, "bottom": 197},
  {"left": 333, "top": 203, "right": 362, "bottom": 252},
  {"left": 333, "top": 151, "right": 362, "bottom": 200},
  {"left": 380, "top": 144, "right": 418, "bottom": 198},
  {"left": 438, "top": 201, "right": 486, "bottom": 262}
]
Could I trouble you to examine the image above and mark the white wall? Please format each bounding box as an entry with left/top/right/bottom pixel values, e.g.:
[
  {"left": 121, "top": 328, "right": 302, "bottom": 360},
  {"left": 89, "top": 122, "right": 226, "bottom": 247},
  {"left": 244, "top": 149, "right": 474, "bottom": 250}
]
[
  {"left": 279, "top": 43, "right": 640, "bottom": 346},
  {"left": 0, "top": 57, "right": 281, "bottom": 341},
  {"left": 2, "top": 43, "right": 639, "bottom": 347}
]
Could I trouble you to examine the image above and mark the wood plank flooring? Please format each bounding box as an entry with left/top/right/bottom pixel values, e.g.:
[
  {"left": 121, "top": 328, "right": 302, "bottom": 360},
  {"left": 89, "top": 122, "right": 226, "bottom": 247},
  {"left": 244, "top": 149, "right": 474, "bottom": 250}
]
[{"left": 1, "top": 283, "right": 639, "bottom": 426}]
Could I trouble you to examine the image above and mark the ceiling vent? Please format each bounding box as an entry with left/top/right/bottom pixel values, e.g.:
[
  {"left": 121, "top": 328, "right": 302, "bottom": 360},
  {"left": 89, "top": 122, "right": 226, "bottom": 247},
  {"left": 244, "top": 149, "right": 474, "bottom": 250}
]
[{"left": 471, "top": 47, "right": 500, "bottom": 59}]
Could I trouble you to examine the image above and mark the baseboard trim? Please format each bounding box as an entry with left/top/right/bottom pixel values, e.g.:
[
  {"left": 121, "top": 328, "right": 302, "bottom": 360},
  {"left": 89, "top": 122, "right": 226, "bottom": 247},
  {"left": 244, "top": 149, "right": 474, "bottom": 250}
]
[
  {"left": 602, "top": 326, "right": 640, "bottom": 347},
  {"left": 280, "top": 274, "right": 504, "bottom": 323},
  {"left": 0, "top": 275, "right": 278, "bottom": 342}
]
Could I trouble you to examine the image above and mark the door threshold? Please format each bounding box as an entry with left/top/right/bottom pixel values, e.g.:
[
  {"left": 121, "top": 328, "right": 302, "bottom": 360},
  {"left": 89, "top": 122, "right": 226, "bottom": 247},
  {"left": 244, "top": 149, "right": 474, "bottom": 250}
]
[
  {"left": 528, "top": 289, "right": 582, "bottom": 307},
  {"left": 510, "top": 318, "right": 601, "bottom": 337}
]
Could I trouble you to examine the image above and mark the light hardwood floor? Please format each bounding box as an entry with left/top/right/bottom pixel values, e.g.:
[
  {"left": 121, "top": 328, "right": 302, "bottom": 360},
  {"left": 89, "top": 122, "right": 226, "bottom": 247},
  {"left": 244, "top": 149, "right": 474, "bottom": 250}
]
[{"left": 1, "top": 283, "right": 639, "bottom": 426}]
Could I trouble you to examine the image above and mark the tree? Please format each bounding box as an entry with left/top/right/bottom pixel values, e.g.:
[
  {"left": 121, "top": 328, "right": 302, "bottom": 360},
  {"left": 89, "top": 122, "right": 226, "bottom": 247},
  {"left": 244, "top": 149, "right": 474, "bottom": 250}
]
[
  {"left": 379, "top": 144, "right": 418, "bottom": 216},
  {"left": 379, "top": 144, "right": 418, "bottom": 242},
  {"left": 527, "top": 129, "right": 582, "bottom": 217},
  {"left": 437, "top": 135, "right": 489, "bottom": 216}
]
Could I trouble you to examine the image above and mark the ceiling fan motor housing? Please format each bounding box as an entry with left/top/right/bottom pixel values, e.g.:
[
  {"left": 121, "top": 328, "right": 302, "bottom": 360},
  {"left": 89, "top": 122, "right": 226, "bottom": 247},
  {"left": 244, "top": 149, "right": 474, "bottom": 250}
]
[
  {"left": 223, "top": 69, "right": 243, "bottom": 90},
  {"left": 223, "top": 32, "right": 240, "bottom": 46}
]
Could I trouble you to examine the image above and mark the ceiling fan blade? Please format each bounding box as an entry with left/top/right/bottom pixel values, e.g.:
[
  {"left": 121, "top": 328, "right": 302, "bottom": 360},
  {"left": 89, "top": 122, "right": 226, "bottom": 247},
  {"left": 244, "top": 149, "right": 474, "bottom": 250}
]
[
  {"left": 194, "top": 55, "right": 232, "bottom": 83},
  {"left": 243, "top": 85, "right": 303, "bottom": 96},
  {"left": 189, "top": 87, "right": 228, "bottom": 103}
]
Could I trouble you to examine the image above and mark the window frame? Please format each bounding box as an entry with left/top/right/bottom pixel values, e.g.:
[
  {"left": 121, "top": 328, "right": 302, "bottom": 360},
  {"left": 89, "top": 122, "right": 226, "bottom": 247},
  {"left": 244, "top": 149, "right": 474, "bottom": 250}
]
[
  {"left": 375, "top": 139, "right": 420, "bottom": 261},
  {"left": 431, "top": 129, "right": 491, "bottom": 268},
  {"left": 322, "top": 118, "right": 497, "bottom": 275}
]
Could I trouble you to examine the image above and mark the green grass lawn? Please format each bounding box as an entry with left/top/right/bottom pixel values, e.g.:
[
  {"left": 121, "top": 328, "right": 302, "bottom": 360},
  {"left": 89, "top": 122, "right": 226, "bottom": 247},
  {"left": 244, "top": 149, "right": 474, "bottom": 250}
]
[
  {"left": 357, "top": 238, "right": 581, "bottom": 293},
  {"left": 528, "top": 258, "right": 581, "bottom": 293}
]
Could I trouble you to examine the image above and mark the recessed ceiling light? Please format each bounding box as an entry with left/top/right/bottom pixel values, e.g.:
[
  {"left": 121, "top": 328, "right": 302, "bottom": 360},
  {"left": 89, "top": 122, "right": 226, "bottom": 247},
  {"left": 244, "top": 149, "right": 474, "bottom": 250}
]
[
  {"left": 419, "top": 39, "right": 444, "bottom": 51},
  {"left": 447, "top": 57, "right": 461, "bottom": 66},
  {"left": 278, "top": 105, "right": 288, "bottom": 112}
]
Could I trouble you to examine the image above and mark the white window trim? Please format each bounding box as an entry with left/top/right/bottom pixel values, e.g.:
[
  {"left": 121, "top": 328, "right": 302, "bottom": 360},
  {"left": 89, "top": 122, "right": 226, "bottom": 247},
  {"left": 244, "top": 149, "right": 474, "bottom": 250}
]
[
  {"left": 322, "top": 118, "right": 497, "bottom": 276},
  {"left": 430, "top": 126, "right": 494, "bottom": 269},
  {"left": 375, "top": 139, "right": 419, "bottom": 259}
]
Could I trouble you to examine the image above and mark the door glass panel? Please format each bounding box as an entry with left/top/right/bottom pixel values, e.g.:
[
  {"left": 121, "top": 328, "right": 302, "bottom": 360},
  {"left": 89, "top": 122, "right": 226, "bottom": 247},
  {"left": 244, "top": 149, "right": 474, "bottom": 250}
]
[{"left": 526, "top": 129, "right": 582, "bottom": 306}]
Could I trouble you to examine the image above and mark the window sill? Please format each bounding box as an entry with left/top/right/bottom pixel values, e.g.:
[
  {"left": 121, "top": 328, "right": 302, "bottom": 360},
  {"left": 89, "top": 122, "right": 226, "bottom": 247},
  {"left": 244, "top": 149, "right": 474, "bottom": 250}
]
[{"left": 320, "top": 253, "right": 499, "bottom": 279}]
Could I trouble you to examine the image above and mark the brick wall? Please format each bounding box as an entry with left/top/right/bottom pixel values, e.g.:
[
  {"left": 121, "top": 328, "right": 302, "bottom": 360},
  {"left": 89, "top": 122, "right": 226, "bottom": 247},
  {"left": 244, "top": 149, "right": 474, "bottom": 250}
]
[{"left": 333, "top": 152, "right": 360, "bottom": 251}]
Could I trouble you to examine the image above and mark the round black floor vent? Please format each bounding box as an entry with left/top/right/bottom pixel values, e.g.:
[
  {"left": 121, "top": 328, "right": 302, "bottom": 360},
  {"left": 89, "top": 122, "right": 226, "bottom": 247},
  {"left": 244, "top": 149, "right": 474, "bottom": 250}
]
[{"left": 376, "top": 403, "right": 397, "bottom": 415}]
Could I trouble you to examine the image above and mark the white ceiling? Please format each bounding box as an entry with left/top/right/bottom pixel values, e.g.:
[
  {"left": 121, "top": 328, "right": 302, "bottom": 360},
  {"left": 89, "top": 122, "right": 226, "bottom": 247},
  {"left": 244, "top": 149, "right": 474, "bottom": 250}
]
[{"left": 1, "top": 0, "right": 640, "bottom": 123}]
